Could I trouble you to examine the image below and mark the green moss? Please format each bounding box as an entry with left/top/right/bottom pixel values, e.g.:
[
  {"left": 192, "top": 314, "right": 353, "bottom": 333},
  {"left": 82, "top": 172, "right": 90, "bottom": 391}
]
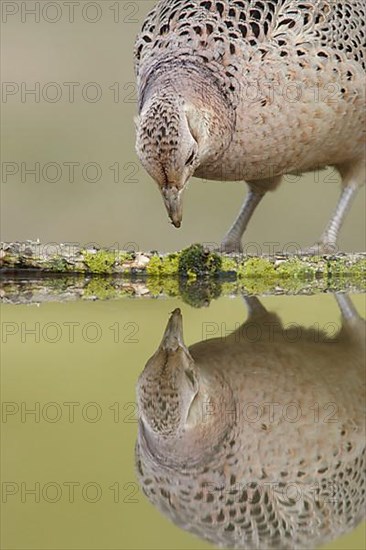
[
  {"left": 146, "top": 276, "right": 180, "bottom": 297},
  {"left": 221, "top": 256, "right": 238, "bottom": 274},
  {"left": 240, "top": 279, "right": 277, "bottom": 295},
  {"left": 221, "top": 281, "right": 239, "bottom": 296},
  {"left": 47, "top": 257, "right": 72, "bottom": 272},
  {"left": 328, "top": 258, "right": 366, "bottom": 286},
  {"left": 83, "top": 250, "right": 116, "bottom": 274},
  {"left": 146, "top": 253, "right": 179, "bottom": 277},
  {"left": 235, "top": 257, "right": 278, "bottom": 293},
  {"left": 146, "top": 255, "right": 163, "bottom": 276},
  {"left": 162, "top": 254, "right": 179, "bottom": 275},
  {"left": 276, "top": 258, "right": 317, "bottom": 279},
  {"left": 238, "top": 257, "right": 277, "bottom": 279},
  {"left": 84, "top": 278, "right": 118, "bottom": 300},
  {"left": 348, "top": 259, "right": 366, "bottom": 281},
  {"left": 178, "top": 244, "right": 222, "bottom": 278},
  {"left": 118, "top": 251, "right": 134, "bottom": 263},
  {"left": 179, "top": 279, "right": 222, "bottom": 308}
]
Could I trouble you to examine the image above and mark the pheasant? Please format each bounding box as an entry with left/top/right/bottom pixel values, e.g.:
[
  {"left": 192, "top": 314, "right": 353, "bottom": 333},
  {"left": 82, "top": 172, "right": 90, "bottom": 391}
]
[
  {"left": 134, "top": 1, "right": 365, "bottom": 253},
  {"left": 136, "top": 295, "right": 366, "bottom": 549}
]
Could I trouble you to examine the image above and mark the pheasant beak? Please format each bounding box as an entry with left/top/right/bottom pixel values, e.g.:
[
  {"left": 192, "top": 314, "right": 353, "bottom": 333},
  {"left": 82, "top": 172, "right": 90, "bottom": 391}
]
[
  {"left": 162, "top": 186, "right": 183, "bottom": 228},
  {"left": 159, "top": 308, "right": 195, "bottom": 369},
  {"left": 160, "top": 308, "right": 185, "bottom": 351}
]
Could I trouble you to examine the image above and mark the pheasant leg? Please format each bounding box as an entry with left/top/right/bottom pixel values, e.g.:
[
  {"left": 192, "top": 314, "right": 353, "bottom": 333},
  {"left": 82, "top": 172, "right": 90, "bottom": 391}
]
[{"left": 220, "top": 188, "right": 266, "bottom": 253}]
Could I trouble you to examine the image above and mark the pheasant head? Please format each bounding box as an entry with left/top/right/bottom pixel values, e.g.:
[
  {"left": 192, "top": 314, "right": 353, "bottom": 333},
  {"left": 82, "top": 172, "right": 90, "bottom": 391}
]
[{"left": 135, "top": 89, "right": 214, "bottom": 227}]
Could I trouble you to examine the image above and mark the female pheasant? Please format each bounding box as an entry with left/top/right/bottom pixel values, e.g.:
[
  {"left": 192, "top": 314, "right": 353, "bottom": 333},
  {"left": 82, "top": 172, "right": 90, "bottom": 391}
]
[{"left": 134, "top": 1, "right": 365, "bottom": 253}]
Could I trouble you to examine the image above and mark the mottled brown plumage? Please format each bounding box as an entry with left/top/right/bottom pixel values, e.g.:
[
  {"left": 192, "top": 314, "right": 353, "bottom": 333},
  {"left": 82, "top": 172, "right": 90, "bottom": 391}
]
[
  {"left": 134, "top": 1, "right": 365, "bottom": 251},
  {"left": 136, "top": 295, "right": 365, "bottom": 549}
]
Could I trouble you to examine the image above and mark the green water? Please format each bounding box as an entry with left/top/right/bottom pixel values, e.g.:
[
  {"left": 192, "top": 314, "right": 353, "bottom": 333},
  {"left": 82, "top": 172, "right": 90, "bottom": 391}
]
[{"left": 1, "top": 294, "right": 365, "bottom": 549}]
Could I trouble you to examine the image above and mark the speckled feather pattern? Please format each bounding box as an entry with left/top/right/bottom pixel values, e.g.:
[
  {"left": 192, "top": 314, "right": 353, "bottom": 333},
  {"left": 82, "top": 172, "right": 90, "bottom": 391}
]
[
  {"left": 135, "top": 310, "right": 366, "bottom": 549},
  {"left": 134, "top": 0, "right": 365, "bottom": 183}
]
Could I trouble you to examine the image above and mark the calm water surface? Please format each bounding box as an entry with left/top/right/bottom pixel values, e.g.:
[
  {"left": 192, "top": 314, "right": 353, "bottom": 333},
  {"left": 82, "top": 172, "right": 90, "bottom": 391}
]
[{"left": 1, "top": 294, "right": 365, "bottom": 549}]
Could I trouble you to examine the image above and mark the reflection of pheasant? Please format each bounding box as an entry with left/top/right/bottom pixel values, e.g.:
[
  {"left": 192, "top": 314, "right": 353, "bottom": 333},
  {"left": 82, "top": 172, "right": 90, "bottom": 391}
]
[
  {"left": 136, "top": 296, "right": 365, "bottom": 549},
  {"left": 134, "top": 1, "right": 365, "bottom": 252}
]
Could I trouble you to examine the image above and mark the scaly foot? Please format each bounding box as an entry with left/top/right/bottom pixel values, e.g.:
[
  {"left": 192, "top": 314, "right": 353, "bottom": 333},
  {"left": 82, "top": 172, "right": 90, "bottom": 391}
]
[
  {"left": 301, "top": 240, "right": 339, "bottom": 256},
  {"left": 219, "top": 240, "right": 243, "bottom": 254}
]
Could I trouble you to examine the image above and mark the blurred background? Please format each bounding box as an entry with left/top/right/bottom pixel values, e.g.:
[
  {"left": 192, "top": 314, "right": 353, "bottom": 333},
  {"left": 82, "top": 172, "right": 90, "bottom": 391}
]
[{"left": 1, "top": 0, "right": 365, "bottom": 253}]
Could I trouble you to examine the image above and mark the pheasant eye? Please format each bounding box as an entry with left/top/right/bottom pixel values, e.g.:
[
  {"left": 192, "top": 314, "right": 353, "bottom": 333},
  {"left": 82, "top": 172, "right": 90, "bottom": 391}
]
[{"left": 185, "top": 150, "right": 195, "bottom": 166}]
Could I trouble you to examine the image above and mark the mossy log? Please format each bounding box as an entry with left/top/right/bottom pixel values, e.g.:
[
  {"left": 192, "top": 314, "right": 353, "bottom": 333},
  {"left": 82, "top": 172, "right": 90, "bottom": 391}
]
[{"left": 1, "top": 241, "right": 365, "bottom": 305}]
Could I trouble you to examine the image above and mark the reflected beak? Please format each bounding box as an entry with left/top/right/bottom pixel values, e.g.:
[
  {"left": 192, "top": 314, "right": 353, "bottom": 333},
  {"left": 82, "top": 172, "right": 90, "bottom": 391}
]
[
  {"left": 162, "top": 186, "right": 184, "bottom": 228},
  {"left": 160, "top": 308, "right": 186, "bottom": 352}
]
